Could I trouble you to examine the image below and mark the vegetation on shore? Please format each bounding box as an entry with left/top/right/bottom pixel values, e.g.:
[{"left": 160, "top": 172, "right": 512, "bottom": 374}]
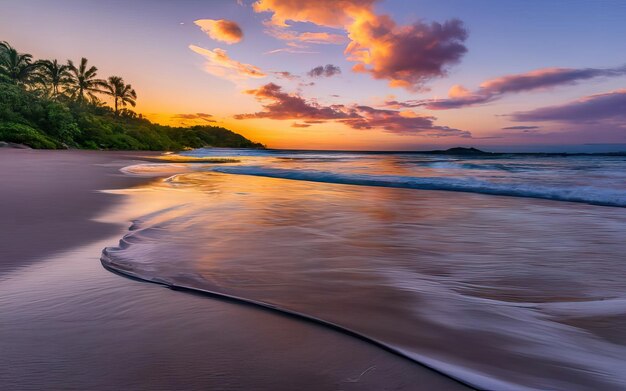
[{"left": 0, "top": 41, "right": 263, "bottom": 150}]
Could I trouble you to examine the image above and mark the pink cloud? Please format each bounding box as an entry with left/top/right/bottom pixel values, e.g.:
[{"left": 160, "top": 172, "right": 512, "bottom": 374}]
[
  {"left": 189, "top": 45, "right": 266, "bottom": 81},
  {"left": 252, "top": 0, "right": 378, "bottom": 28}
]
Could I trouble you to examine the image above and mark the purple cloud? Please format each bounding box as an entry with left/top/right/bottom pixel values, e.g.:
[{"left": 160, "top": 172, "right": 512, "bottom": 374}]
[
  {"left": 235, "top": 83, "right": 470, "bottom": 136},
  {"left": 417, "top": 65, "right": 626, "bottom": 110},
  {"left": 511, "top": 90, "right": 626, "bottom": 123},
  {"left": 307, "top": 64, "right": 341, "bottom": 78},
  {"left": 348, "top": 18, "right": 468, "bottom": 90}
]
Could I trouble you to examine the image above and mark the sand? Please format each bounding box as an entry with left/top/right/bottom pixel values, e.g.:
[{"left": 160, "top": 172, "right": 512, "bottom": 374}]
[
  {"left": 0, "top": 149, "right": 159, "bottom": 274},
  {"left": 0, "top": 149, "right": 467, "bottom": 390}
]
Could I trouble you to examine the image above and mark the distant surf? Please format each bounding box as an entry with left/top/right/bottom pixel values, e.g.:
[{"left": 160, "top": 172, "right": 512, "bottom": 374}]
[{"left": 212, "top": 165, "right": 626, "bottom": 207}]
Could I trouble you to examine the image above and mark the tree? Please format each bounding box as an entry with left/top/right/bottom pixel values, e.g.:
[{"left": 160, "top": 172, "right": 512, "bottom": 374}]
[
  {"left": 36, "top": 59, "right": 71, "bottom": 99},
  {"left": 67, "top": 57, "right": 106, "bottom": 103},
  {"left": 0, "top": 41, "right": 41, "bottom": 85},
  {"left": 102, "top": 76, "right": 137, "bottom": 115}
]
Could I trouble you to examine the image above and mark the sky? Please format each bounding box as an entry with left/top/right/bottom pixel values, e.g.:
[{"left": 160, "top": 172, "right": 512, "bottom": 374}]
[{"left": 2, "top": 0, "right": 626, "bottom": 152}]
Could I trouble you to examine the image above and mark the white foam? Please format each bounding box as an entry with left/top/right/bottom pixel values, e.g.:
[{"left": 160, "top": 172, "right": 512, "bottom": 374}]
[{"left": 213, "top": 166, "right": 626, "bottom": 207}]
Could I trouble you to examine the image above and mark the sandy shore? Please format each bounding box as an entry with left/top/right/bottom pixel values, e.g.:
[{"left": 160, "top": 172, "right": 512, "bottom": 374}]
[
  {"left": 0, "top": 149, "right": 159, "bottom": 275},
  {"left": 0, "top": 149, "right": 466, "bottom": 390}
]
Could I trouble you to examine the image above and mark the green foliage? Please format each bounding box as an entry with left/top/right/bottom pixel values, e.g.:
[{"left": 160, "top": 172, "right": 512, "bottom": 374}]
[
  {"left": 39, "top": 102, "right": 81, "bottom": 143},
  {"left": 0, "top": 122, "right": 59, "bottom": 149},
  {"left": 0, "top": 40, "right": 264, "bottom": 151}
]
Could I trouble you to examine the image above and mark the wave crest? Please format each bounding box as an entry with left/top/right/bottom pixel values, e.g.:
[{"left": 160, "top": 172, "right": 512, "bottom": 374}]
[{"left": 212, "top": 166, "right": 626, "bottom": 207}]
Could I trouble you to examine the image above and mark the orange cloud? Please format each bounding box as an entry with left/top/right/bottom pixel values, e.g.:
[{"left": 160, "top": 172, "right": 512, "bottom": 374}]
[
  {"left": 194, "top": 19, "right": 243, "bottom": 44},
  {"left": 291, "top": 122, "right": 312, "bottom": 128},
  {"left": 253, "top": 0, "right": 468, "bottom": 90},
  {"left": 448, "top": 84, "right": 472, "bottom": 98},
  {"left": 252, "top": 0, "right": 377, "bottom": 28},
  {"left": 189, "top": 45, "right": 266, "bottom": 81}
]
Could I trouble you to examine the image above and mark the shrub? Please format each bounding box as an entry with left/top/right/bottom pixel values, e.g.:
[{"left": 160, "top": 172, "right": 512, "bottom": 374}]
[{"left": 0, "top": 122, "right": 59, "bottom": 149}]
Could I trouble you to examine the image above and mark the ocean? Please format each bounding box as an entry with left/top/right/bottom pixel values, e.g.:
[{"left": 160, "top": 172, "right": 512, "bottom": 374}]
[{"left": 103, "top": 148, "right": 626, "bottom": 390}]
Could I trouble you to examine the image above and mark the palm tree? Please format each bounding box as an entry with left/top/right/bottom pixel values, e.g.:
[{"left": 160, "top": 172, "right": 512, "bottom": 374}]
[
  {"left": 102, "top": 76, "right": 137, "bottom": 115},
  {"left": 0, "top": 41, "right": 41, "bottom": 85},
  {"left": 67, "top": 57, "right": 106, "bottom": 103},
  {"left": 36, "top": 59, "right": 71, "bottom": 99}
]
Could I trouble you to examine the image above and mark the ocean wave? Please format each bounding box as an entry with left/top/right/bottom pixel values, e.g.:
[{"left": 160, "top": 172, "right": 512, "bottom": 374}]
[{"left": 212, "top": 166, "right": 626, "bottom": 207}]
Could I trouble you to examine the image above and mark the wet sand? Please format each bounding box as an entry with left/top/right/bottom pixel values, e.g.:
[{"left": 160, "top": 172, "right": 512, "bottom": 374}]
[
  {"left": 0, "top": 149, "right": 159, "bottom": 274},
  {"left": 0, "top": 150, "right": 466, "bottom": 390}
]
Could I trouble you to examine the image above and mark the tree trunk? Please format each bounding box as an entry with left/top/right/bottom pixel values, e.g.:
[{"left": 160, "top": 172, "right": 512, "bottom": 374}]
[{"left": 115, "top": 97, "right": 118, "bottom": 116}]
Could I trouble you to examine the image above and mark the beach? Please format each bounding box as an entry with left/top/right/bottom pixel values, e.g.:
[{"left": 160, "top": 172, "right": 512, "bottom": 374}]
[
  {"left": 3, "top": 1, "right": 625, "bottom": 389},
  {"left": 0, "top": 149, "right": 466, "bottom": 390}
]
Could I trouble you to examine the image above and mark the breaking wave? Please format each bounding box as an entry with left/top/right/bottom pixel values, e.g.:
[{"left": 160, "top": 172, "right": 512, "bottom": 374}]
[{"left": 212, "top": 166, "right": 626, "bottom": 207}]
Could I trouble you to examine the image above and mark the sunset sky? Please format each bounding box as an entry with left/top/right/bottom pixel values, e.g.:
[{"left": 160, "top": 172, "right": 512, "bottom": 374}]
[{"left": 2, "top": 0, "right": 626, "bottom": 151}]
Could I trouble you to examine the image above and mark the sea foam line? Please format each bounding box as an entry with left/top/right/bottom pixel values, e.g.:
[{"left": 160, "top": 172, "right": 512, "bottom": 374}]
[
  {"left": 212, "top": 166, "right": 626, "bottom": 207},
  {"left": 102, "top": 241, "right": 539, "bottom": 391}
]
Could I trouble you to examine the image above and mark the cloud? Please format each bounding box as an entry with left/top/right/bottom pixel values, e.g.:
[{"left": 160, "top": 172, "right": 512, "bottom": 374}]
[
  {"left": 265, "top": 46, "right": 318, "bottom": 54},
  {"left": 510, "top": 89, "right": 626, "bottom": 123},
  {"left": 173, "top": 113, "right": 216, "bottom": 122},
  {"left": 383, "top": 99, "right": 423, "bottom": 109},
  {"left": 307, "top": 64, "right": 341, "bottom": 78},
  {"left": 421, "top": 65, "right": 626, "bottom": 110},
  {"left": 194, "top": 19, "right": 243, "bottom": 44},
  {"left": 189, "top": 45, "right": 266, "bottom": 81},
  {"left": 234, "top": 83, "right": 469, "bottom": 136},
  {"left": 502, "top": 125, "right": 540, "bottom": 131},
  {"left": 346, "top": 16, "right": 468, "bottom": 91},
  {"left": 234, "top": 83, "right": 353, "bottom": 120},
  {"left": 266, "top": 27, "right": 348, "bottom": 44},
  {"left": 252, "top": 0, "right": 378, "bottom": 28},
  {"left": 253, "top": 0, "right": 468, "bottom": 90},
  {"left": 291, "top": 122, "right": 312, "bottom": 128},
  {"left": 341, "top": 106, "right": 471, "bottom": 137},
  {"left": 298, "top": 32, "right": 348, "bottom": 44},
  {"left": 273, "top": 71, "right": 299, "bottom": 80}
]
